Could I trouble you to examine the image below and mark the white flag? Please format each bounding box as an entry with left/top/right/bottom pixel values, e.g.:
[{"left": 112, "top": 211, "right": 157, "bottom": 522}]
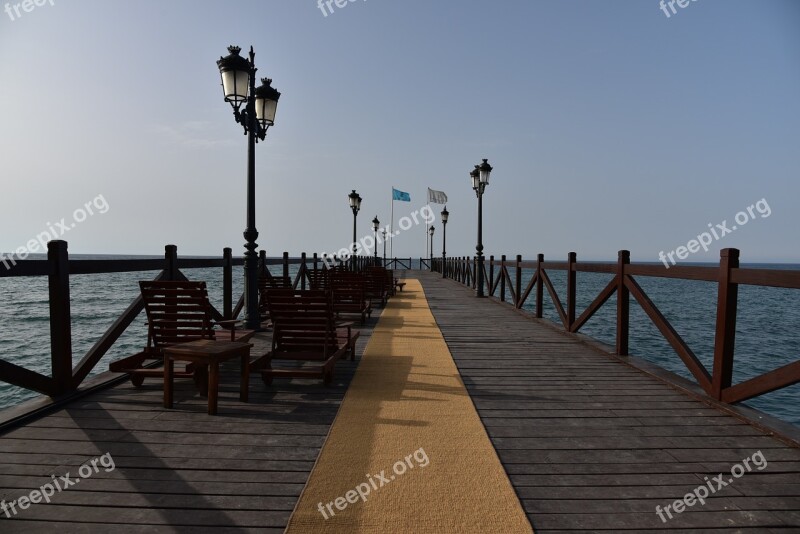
[{"left": 427, "top": 188, "right": 448, "bottom": 204}]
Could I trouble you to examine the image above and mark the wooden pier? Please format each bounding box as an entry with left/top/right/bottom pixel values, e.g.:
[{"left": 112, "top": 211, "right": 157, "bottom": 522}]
[{"left": 0, "top": 267, "right": 799, "bottom": 532}]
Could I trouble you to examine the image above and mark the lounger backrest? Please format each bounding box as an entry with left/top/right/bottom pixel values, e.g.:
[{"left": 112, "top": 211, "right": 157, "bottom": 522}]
[
  {"left": 139, "top": 281, "right": 215, "bottom": 349},
  {"left": 330, "top": 276, "right": 367, "bottom": 307},
  {"left": 265, "top": 289, "right": 340, "bottom": 354},
  {"left": 308, "top": 270, "right": 329, "bottom": 291},
  {"left": 364, "top": 272, "right": 387, "bottom": 296}
]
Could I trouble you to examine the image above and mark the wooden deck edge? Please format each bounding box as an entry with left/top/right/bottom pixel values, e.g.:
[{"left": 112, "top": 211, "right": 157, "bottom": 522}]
[
  {"left": 0, "top": 365, "right": 158, "bottom": 435},
  {"left": 426, "top": 277, "right": 800, "bottom": 449}
]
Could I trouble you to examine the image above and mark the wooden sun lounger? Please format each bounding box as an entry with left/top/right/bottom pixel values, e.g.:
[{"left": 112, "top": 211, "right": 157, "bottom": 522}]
[
  {"left": 330, "top": 275, "right": 372, "bottom": 324},
  {"left": 365, "top": 267, "right": 391, "bottom": 305},
  {"left": 109, "top": 280, "right": 254, "bottom": 388},
  {"left": 251, "top": 289, "right": 359, "bottom": 385}
]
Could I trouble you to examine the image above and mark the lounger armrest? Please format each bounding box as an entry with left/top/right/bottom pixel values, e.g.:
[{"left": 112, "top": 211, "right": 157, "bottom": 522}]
[{"left": 336, "top": 321, "right": 355, "bottom": 328}]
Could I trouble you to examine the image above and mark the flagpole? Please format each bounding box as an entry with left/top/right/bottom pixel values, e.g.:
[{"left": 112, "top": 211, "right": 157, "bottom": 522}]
[
  {"left": 424, "top": 188, "right": 428, "bottom": 269},
  {"left": 426, "top": 203, "right": 430, "bottom": 268},
  {"left": 390, "top": 187, "right": 395, "bottom": 261}
]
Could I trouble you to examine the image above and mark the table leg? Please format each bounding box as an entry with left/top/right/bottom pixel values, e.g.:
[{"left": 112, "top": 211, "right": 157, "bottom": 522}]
[
  {"left": 164, "top": 356, "right": 174, "bottom": 409},
  {"left": 208, "top": 362, "right": 219, "bottom": 415},
  {"left": 240, "top": 351, "right": 249, "bottom": 403}
]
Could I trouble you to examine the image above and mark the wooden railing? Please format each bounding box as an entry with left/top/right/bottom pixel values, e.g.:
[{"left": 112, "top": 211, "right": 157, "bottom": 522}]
[
  {"left": 387, "top": 257, "right": 412, "bottom": 270},
  {"left": 434, "top": 249, "right": 800, "bottom": 405},
  {"left": 0, "top": 241, "right": 336, "bottom": 400}
]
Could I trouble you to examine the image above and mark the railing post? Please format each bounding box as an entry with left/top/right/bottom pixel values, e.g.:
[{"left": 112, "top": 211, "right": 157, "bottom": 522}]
[
  {"left": 48, "top": 240, "right": 73, "bottom": 395},
  {"left": 489, "top": 255, "right": 495, "bottom": 297},
  {"left": 536, "top": 254, "right": 544, "bottom": 318},
  {"left": 500, "top": 255, "right": 506, "bottom": 302},
  {"left": 515, "top": 255, "right": 522, "bottom": 309},
  {"left": 567, "top": 252, "right": 576, "bottom": 328},
  {"left": 712, "top": 248, "right": 740, "bottom": 399},
  {"left": 165, "top": 244, "right": 178, "bottom": 280},
  {"left": 300, "top": 252, "right": 307, "bottom": 290},
  {"left": 469, "top": 257, "right": 473, "bottom": 287},
  {"left": 223, "top": 247, "right": 233, "bottom": 320},
  {"left": 616, "top": 250, "right": 630, "bottom": 356},
  {"left": 313, "top": 253, "right": 319, "bottom": 275},
  {"left": 259, "top": 250, "right": 267, "bottom": 278},
  {"left": 283, "top": 252, "right": 289, "bottom": 280}
]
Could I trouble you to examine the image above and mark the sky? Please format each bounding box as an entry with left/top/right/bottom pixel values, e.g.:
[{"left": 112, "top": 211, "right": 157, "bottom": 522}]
[{"left": 1, "top": 0, "right": 799, "bottom": 263}]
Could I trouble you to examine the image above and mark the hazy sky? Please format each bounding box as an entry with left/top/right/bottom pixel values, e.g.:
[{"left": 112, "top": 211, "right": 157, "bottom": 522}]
[{"left": 1, "top": 0, "right": 798, "bottom": 263}]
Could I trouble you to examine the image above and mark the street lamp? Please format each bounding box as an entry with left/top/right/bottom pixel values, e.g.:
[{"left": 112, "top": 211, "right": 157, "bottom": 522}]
[
  {"left": 441, "top": 206, "right": 449, "bottom": 278},
  {"left": 348, "top": 190, "right": 362, "bottom": 271},
  {"left": 428, "top": 225, "right": 435, "bottom": 270},
  {"left": 372, "top": 216, "right": 380, "bottom": 266},
  {"left": 381, "top": 229, "right": 387, "bottom": 266},
  {"left": 217, "top": 45, "right": 281, "bottom": 330},
  {"left": 472, "top": 158, "right": 493, "bottom": 297}
]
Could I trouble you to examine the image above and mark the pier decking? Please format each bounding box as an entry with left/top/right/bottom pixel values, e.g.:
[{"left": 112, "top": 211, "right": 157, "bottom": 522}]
[
  {"left": 418, "top": 271, "right": 800, "bottom": 532},
  {"left": 0, "top": 319, "right": 379, "bottom": 532},
  {"left": 1, "top": 272, "right": 799, "bottom": 532}
]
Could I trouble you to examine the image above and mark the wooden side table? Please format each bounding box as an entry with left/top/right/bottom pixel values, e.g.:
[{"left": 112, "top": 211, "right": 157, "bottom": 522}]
[{"left": 163, "top": 339, "right": 253, "bottom": 415}]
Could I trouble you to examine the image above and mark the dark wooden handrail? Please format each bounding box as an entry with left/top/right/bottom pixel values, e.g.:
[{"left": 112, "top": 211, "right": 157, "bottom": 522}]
[{"left": 437, "top": 249, "right": 800, "bottom": 407}]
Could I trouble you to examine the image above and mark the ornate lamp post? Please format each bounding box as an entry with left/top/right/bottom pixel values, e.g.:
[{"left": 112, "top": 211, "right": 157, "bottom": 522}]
[
  {"left": 441, "top": 206, "right": 449, "bottom": 278},
  {"left": 372, "top": 216, "right": 380, "bottom": 266},
  {"left": 217, "top": 45, "right": 280, "bottom": 329},
  {"left": 348, "top": 190, "right": 362, "bottom": 271},
  {"left": 472, "top": 158, "right": 493, "bottom": 297},
  {"left": 428, "top": 226, "right": 435, "bottom": 270}
]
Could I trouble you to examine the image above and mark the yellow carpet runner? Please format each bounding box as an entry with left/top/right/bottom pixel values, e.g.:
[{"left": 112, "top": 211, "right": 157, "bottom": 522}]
[{"left": 285, "top": 279, "right": 534, "bottom": 533}]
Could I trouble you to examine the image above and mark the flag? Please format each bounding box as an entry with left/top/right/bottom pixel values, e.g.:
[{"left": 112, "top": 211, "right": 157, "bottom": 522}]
[
  {"left": 427, "top": 188, "right": 448, "bottom": 204},
  {"left": 392, "top": 188, "right": 411, "bottom": 202}
]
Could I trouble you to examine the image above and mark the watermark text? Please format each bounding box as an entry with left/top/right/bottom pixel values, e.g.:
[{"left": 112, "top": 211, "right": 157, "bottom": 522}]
[
  {"left": 1, "top": 453, "right": 116, "bottom": 518},
  {"left": 658, "top": 198, "right": 770, "bottom": 268},
  {"left": 655, "top": 450, "right": 767, "bottom": 523},
  {"left": 317, "top": 447, "right": 429, "bottom": 519}
]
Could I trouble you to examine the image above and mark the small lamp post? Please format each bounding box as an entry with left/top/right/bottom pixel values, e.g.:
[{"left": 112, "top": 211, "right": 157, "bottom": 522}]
[
  {"left": 216, "top": 45, "right": 280, "bottom": 329},
  {"left": 472, "top": 158, "right": 493, "bottom": 297},
  {"left": 441, "top": 206, "right": 449, "bottom": 278},
  {"left": 372, "top": 216, "right": 380, "bottom": 266},
  {"left": 428, "top": 225, "right": 435, "bottom": 270},
  {"left": 348, "top": 190, "right": 362, "bottom": 271}
]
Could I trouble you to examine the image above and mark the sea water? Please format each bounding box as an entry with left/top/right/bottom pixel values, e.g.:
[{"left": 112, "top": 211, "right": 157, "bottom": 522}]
[{"left": 1, "top": 260, "right": 798, "bottom": 427}]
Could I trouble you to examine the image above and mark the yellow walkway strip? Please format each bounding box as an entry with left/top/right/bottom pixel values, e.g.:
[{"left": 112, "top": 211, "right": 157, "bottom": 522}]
[{"left": 285, "top": 279, "right": 534, "bottom": 533}]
